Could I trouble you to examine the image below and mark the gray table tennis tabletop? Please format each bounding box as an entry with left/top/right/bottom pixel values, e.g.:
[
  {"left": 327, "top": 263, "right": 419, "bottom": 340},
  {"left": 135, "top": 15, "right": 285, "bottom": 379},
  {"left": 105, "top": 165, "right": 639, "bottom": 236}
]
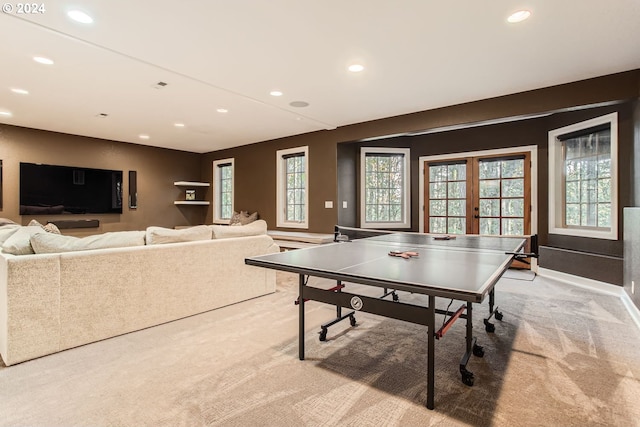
[{"left": 246, "top": 232, "right": 526, "bottom": 303}]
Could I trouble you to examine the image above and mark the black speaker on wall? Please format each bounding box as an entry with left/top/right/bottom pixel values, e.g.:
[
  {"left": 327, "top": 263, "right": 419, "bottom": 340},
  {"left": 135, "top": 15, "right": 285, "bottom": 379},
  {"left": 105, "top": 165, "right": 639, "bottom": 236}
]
[{"left": 129, "top": 170, "right": 137, "bottom": 209}]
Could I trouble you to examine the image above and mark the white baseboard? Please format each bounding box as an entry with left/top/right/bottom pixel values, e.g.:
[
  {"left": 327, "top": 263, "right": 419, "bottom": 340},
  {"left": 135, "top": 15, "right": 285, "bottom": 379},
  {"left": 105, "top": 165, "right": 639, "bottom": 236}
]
[{"left": 538, "top": 267, "right": 640, "bottom": 331}]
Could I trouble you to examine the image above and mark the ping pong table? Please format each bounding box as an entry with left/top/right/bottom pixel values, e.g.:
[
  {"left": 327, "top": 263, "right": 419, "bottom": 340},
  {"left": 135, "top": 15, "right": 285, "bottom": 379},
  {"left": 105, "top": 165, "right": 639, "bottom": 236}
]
[{"left": 245, "top": 229, "right": 528, "bottom": 409}]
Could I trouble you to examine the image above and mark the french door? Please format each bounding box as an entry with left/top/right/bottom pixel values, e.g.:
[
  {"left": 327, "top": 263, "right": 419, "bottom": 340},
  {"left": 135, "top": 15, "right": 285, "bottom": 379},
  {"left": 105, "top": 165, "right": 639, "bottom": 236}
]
[{"left": 424, "top": 152, "right": 531, "bottom": 236}]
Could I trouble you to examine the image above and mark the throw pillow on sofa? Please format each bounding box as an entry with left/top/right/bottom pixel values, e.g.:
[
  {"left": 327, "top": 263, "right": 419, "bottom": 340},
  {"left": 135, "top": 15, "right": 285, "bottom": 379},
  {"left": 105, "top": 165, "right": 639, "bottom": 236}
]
[
  {"left": 229, "top": 211, "right": 258, "bottom": 226},
  {"left": 30, "top": 230, "right": 146, "bottom": 254},
  {"left": 28, "top": 219, "right": 61, "bottom": 234},
  {"left": 0, "top": 217, "right": 17, "bottom": 227},
  {"left": 210, "top": 219, "right": 267, "bottom": 239},
  {"left": 145, "top": 225, "right": 212, "bottom": 245}
]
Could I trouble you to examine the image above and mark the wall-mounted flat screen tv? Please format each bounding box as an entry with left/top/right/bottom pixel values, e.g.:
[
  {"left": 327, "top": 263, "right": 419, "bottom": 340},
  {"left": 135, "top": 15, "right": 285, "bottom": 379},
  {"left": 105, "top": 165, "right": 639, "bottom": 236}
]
[{"left": 20, "top": 162, "right": 123, "bottom": 215}]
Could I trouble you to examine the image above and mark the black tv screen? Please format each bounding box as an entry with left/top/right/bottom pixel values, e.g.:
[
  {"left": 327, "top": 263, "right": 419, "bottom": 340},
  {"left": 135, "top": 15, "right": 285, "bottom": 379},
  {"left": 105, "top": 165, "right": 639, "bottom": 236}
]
[{"left": 20, "top": 163, "right": 123, "bottom": 215}]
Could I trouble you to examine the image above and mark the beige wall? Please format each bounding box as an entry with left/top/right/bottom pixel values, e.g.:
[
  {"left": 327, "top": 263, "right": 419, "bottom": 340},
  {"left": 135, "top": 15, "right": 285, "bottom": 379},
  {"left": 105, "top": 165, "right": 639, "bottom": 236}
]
[{"left": 0, "top": 125, "right": 205, "bottom": 235}]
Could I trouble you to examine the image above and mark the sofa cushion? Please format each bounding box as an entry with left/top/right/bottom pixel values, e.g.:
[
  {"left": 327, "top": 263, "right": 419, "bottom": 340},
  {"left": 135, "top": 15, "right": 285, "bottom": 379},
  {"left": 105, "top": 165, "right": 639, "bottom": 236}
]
[
  {"left": 0, "top": 224, "right": 21, "bottom": 245},
  {"left": 145, "top": 225, "right": 212, "bottom": 245},
  {"left": 2, "top": 226, "right": 46, "bottom": 255},
  {"left": 30, "top": 230, "right": 146, "bottom": 254},
  {"left": 211, "top": 219, "right": 267, "bottom": 239}
]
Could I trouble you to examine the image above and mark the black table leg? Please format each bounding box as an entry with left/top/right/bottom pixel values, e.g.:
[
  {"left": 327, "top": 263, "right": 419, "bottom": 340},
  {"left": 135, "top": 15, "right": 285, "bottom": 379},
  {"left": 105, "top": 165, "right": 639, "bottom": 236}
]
[
  {"left": 299, "top": 274, "right": 305, "bottom": 361},
  {"left": 427, "top": 295, "right": 435, "bottom": 410}
]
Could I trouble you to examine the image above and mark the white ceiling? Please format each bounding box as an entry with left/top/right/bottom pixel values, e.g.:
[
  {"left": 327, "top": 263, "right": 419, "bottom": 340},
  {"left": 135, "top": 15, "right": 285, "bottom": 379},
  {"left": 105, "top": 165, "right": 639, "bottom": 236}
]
[{"left": 1, "top": 1, "right": 639, "bottom": 153}]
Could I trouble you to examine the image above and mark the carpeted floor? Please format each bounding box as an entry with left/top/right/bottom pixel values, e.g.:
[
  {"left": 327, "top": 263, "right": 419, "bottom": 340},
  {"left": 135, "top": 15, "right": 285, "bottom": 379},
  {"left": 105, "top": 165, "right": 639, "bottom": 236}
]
[{"left": 1, "top": 271, "right": 639, "bottom": 426}]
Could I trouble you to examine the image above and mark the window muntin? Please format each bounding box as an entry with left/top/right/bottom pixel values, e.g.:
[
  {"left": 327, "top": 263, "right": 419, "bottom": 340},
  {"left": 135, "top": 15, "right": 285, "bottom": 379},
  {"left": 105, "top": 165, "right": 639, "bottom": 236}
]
[
  {"left": 277, "top": 146, "right": 309, "bottom": 228},
  {"left": 548, "top": 112, "right": 618, "bottom": 240},
  {"left": 360, "top": 147, "right": 410, "bottom": 228},
  {"left": 213, "top": 158, "right": 234, "bottom": 223}
]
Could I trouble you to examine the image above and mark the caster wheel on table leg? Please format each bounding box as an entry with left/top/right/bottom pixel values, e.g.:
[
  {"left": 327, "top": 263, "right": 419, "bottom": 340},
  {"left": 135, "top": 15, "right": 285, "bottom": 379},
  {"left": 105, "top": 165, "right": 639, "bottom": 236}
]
[
  {"left": 484, "top": 319, "right": 495, "bottom": 333},
  {"left": 392, "top": 292, "right": 399, "bottom": 302},
  {"left": 473, "top": 343, "right": 485, "bottom": 358},
  {"left": 460, "top": 368, "right": 475, "bottom": 386},
  {"left": 349, "top": 315, "right": 357, "bottom": 327},
  {"left": 495, "top": 311, "right": 503, "bottom": 321},
  {"left": 319, "top": 328, "right": 327, "bottom": 342}
]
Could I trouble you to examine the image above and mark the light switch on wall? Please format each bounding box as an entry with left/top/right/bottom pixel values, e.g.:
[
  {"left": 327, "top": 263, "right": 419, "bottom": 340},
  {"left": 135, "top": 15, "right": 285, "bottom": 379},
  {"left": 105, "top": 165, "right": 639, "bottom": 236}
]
[
  {"left": 342, "top": 201, "right": 348, "bottom": 209},
  {"left": 325, "top": 201, "right": 333, "bottom": 208}
]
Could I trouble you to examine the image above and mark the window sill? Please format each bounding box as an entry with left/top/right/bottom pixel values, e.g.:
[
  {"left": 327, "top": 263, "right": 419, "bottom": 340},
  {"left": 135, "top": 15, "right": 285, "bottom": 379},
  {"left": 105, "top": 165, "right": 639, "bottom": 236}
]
[{"left": 548, "top": 227, "right": 617, "bottom": 240}]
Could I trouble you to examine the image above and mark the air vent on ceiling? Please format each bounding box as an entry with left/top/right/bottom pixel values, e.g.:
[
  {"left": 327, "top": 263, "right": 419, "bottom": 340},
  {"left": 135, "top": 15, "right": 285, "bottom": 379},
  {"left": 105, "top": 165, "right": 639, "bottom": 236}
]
[{"left": 152, "top": 81, "right": 168, "bottom": 89}]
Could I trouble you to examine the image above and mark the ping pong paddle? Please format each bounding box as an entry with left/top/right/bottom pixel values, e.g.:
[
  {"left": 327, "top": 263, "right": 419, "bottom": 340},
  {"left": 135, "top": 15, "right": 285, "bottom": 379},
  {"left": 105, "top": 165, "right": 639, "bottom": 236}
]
[{"left": 389, "top": 250, "right": 419, "bottom": 259}]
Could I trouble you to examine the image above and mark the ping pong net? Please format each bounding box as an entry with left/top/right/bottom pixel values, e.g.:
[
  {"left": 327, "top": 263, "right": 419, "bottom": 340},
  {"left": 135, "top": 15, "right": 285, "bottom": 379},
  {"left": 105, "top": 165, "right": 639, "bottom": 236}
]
[{"left": 334, "top": 225, "right": 538, "bottom": 262}]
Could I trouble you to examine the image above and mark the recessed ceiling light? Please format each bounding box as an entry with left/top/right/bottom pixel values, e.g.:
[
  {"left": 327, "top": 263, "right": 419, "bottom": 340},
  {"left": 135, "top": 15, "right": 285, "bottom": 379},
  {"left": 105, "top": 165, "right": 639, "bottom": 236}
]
[
  {"left": 507, "top": 10, "right": 531, "bottom": 23},
  {"left": 270, "top": 90, "right": 283, "bottom": 97},
  {"left": 33, "top": 56, "right": 54, "bottom": 65},
  {"left": 174, "top": 123, "right": 185, "bottom": 127},
  {"left": 348, "top": 64, "right": 364, "bottom": 73},
  {"left": 139, "top": 134, "right": 150, "bottom": 140},
  {"left": 67, "top": 10, "right": 94, "bottom": 24},
  {"left": 0, "top": 111, "right": 13, "bottom": 117},
  {"left": 11, "top": 88, "right": 29, "bottom": 95},
  {"left": 216, "top": 108, "right": 229, "bottom": 113}
]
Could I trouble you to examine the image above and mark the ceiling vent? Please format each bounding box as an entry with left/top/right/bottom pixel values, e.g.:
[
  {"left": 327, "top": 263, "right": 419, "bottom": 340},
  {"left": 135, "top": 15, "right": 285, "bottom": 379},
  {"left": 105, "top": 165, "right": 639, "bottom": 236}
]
[{"left": 152, "top": 81, "right": 168, "bottom": 89}]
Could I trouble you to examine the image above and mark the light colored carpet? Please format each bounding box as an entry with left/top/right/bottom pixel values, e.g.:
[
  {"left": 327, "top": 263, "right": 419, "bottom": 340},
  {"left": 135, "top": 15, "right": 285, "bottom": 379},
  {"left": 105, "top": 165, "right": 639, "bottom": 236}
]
[{"left": 1, "top": 271, "right": 640, "bottom": 426}]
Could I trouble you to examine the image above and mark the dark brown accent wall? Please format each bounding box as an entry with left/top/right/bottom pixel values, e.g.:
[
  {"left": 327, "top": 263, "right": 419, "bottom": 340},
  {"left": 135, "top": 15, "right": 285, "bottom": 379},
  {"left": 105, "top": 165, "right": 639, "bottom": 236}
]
[{"left": 0, "top": 124, "right": 205, "bottom": 235}]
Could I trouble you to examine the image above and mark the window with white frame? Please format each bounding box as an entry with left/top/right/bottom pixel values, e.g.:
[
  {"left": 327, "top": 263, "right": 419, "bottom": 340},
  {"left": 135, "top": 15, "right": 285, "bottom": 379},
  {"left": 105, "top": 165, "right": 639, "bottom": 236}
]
[
  {"left": 276, "top": 146, "right": 309, "bottom": 228},
  {"left": 548, "top": 112, "right": 618, "bottom": 240},
  {"left": 360, "top": 147, "right": 411, "bottom": 228},
  {"left": 213, "top": 158, "right": 234, "bottom": 223}
]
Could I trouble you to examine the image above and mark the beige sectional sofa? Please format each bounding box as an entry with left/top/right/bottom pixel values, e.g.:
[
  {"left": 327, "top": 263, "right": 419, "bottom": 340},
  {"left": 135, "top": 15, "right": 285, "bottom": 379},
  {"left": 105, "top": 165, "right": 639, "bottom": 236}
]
[{"left": 0, "top": 220, "right": 278, "bottom": 366}]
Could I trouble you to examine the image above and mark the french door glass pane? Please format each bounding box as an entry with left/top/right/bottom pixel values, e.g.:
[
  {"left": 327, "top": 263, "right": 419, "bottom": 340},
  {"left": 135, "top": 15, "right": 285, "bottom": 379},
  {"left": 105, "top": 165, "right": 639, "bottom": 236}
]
[
  {"left": 501, "top": 159, "right": 524, "bottom": 178},
  {"left": 479, "top": 180, "right": 500, "bottom": 198},
  {"left": 480, "top": 199, "right": 500, "bottom": 217},
  {"left": 502, "top": 219, "right": 524, "bottom": 235},
  {"left": 430, "top": 165, "right": 447, "bottom": 181},
  {"left": 502, "top": 179, "right": 524, "bottom": 197},
  {"left": 430, "top": 182, "right": 447, "bottom": 199},
  {"left": 448, "top": 164, "right": 466, "bottom": 181},
  {"left": 448, "top": 218, "right": 465, "bottom": 234},
  {"left": 430, "top": 200, "right": 446, "bottom": 216},
  {"left": 501, "top": 199, "right": 524, "bottom": 217},
  {"left": 448, "top": 182, "right": 466, "bottom": 198},
  {"left": 480, "top": 218, "right": 500, "bottom": 235},
  {"left": 447, "top": 199, "right": 466, "bottom": 216},
  {"left": 479, "top": 162, "right": 500, "bottom": 179},
  {"left": 430, "top": 217, "right": 446, "bottom": 233}
]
